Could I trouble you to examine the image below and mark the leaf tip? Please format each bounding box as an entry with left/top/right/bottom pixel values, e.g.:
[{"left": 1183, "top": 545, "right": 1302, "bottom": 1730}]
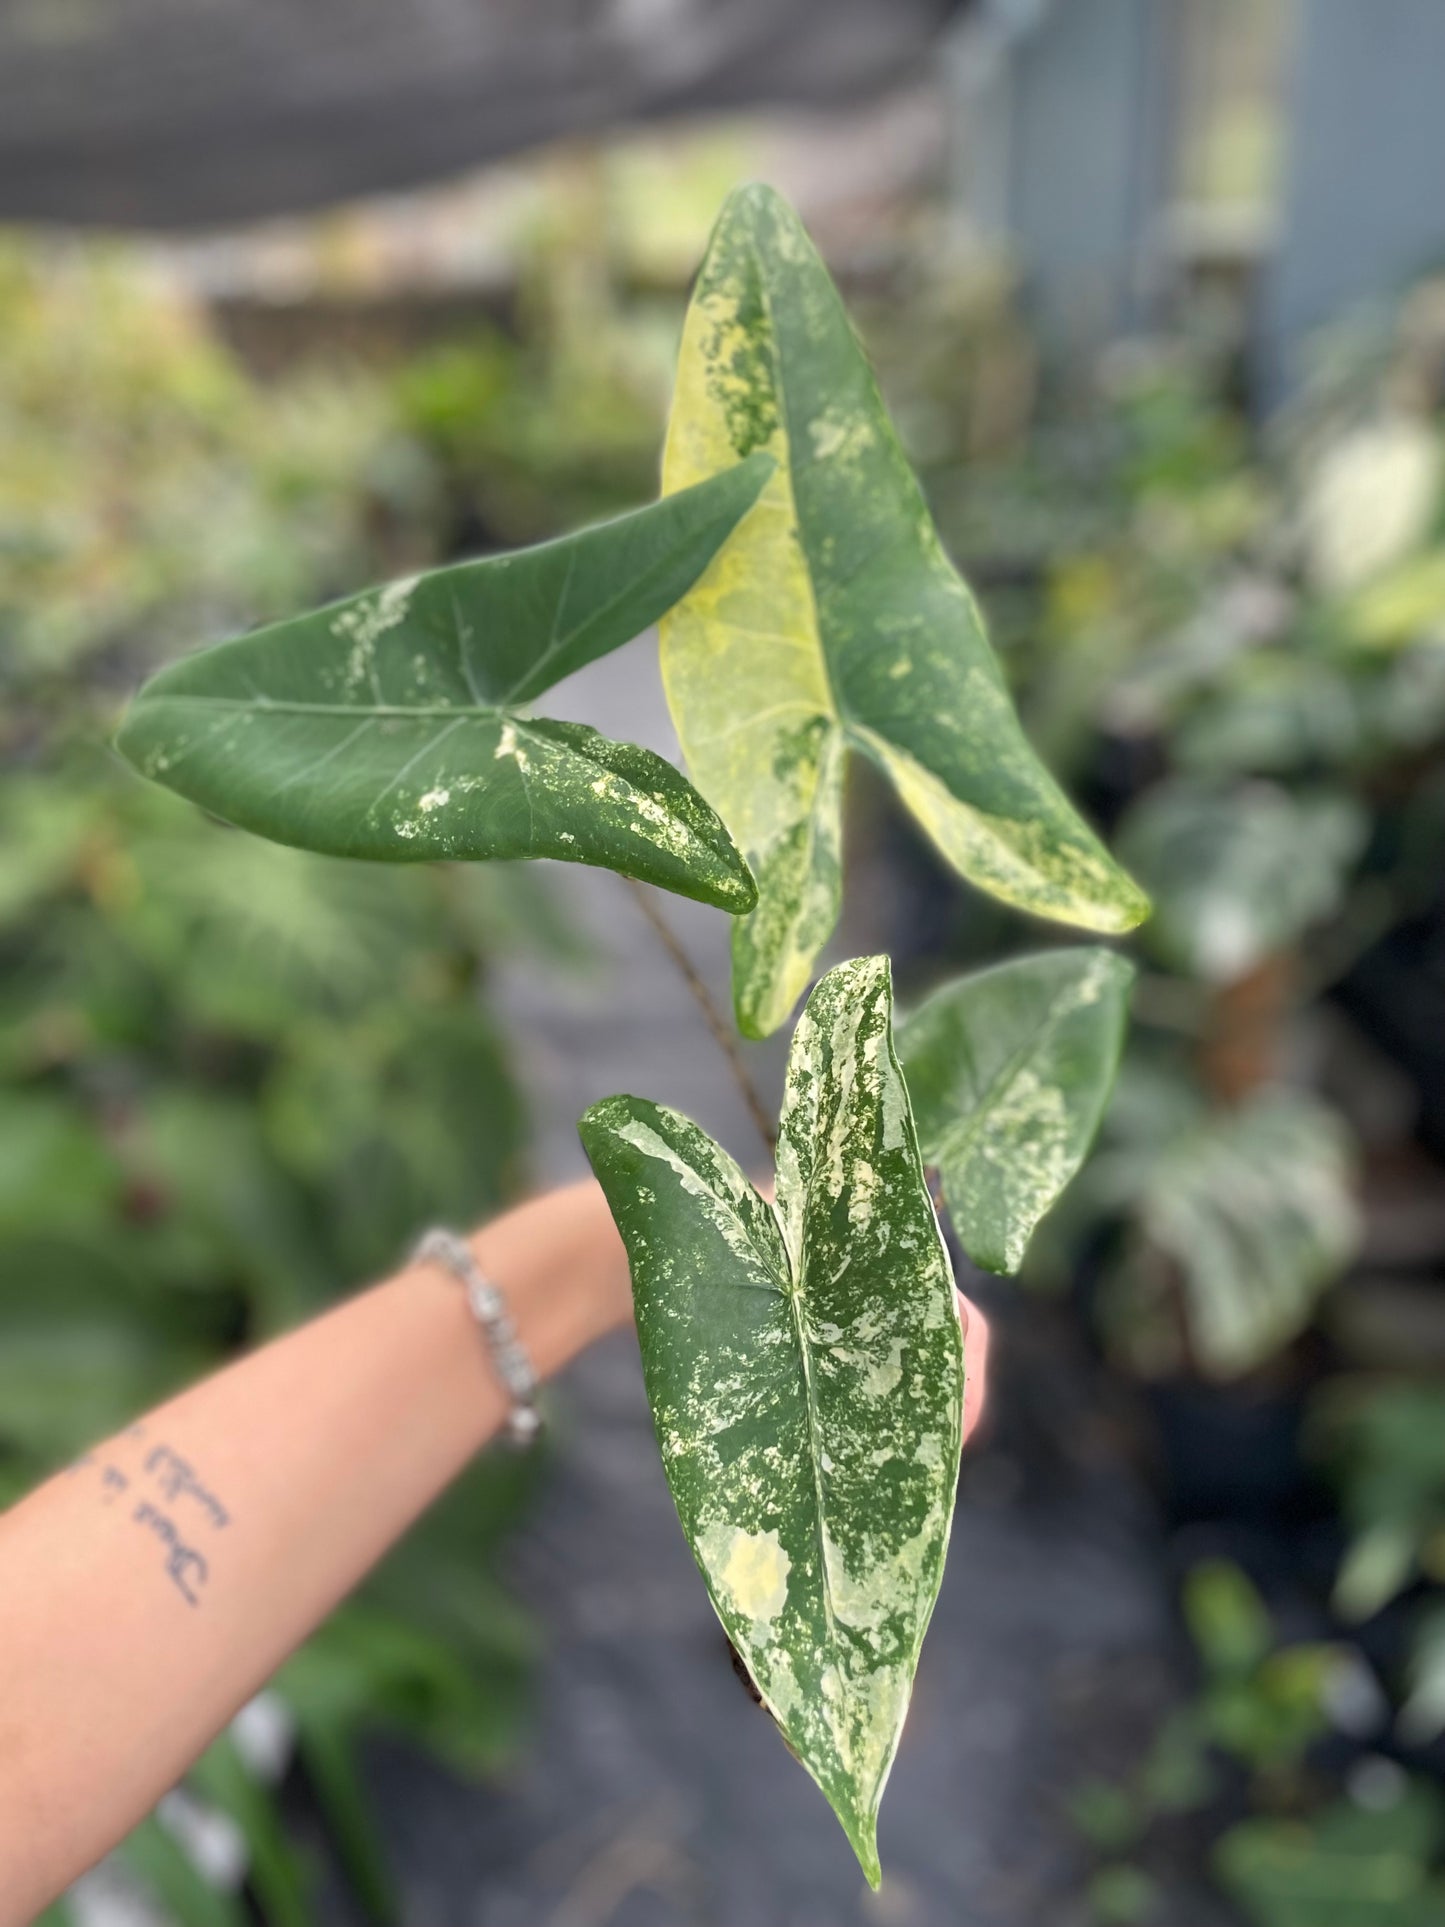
[
  {"left": 1109, "top": 873, "right": 1154, "bottom": 933},
  {"left": 576, "top": 1091, "right": 634, "bottom": 1151},
  {"left": 841, "top": 1809, "right": 883, "bottom": 1890},
  {"left": 720, "top": 178, "right": 789, "bottom": 223},
  {"left": 716, "top": 854, "right": 760, "bottom": 916}
]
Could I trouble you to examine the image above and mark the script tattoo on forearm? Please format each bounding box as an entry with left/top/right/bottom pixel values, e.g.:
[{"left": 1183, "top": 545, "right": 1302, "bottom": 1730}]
[{"left": 67, "top": 1422, "right": 231, "bottom": 1607}]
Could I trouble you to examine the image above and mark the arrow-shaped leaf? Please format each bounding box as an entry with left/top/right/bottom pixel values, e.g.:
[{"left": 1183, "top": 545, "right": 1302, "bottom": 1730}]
[
  {"left": 579, "top": 955, "right": 963, "bottom": 1886},
  {"left": 116, "top": 457, "right": 774, "bottom": 912},
  {"left": 659, "top": 184, "right": 1149, "bottom": 1032},
  {"left": 897, "top": 947, "right": 1135, "bottom": 1275}
]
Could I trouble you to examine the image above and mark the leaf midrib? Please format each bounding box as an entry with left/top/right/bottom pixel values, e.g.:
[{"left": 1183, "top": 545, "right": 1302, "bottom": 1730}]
[
  {"left": 746, "top": 217, "right": 911, "bottom": 754},
  {"left": 133, "top": 695, "right": 507, "bottom": 721},
  {"left": 748, "top": 226, "right": 843, "bottom": 742},
  {"left": 771, "top": 1190, "right": 844, "bottom": 1654}
]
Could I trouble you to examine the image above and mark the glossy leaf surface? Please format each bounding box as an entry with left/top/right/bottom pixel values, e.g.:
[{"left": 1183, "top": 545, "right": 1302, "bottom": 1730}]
[
  {"left": 580, "top": 956, "right": 963, "bottom": 1885},
  {"left": 117, "top": 458, "right": 774, "bottom": 911},
  {"left": 898, "top": 946, "right": 1134, "bottom": 1274},
  {"left": 659, "top": 182, "right": 1148, "bottom": 1034}
]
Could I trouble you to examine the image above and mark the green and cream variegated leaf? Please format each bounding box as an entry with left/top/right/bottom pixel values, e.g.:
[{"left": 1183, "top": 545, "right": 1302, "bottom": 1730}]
[
  {"left": 659, "top": 183, "right": 1149, "bottom": 1035},
  {"left": 578, "top": 956, "right": 963, "bottom": 1885},
  {"left": 117, "top": 457, "right": 774, "bottom": 912},
  {"left": 898, "top": 947, "right": 1135, "bottom": 1274}
]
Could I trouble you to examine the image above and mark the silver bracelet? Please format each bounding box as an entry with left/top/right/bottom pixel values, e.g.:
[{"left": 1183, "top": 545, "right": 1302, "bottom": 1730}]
[{"left": 411, "top": 1228, "right": 543, "bottom": 1446}]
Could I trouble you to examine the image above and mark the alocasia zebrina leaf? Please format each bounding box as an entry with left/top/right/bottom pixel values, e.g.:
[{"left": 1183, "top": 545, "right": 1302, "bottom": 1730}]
[
  {"left": 116, "top": 457, "right": 773, "bottom": 912},
  {"left": 579, "top": 955, "right": 963, "bottom": 1885},
  {"left": 897, "top": 946, "right": 1135, "bottom": 1275},
  {"left": 659, "top": 183, "right": 1150, "bottom": 1034}
]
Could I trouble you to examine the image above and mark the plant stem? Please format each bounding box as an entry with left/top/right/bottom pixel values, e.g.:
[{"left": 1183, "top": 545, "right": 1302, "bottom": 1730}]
[{"left": 624, "top": 878, "right": 776, "bottom": 1158}]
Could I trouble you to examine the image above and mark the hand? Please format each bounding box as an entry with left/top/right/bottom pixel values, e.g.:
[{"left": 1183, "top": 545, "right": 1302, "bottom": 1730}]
[{"left": 958, "top": 1293, "right": 989, "bottom": 1449}]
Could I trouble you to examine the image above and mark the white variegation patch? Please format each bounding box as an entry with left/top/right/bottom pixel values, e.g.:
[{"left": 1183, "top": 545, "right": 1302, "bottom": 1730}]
[
  {"left": 580, "top": 955, "right": 963, "bottom": 1888},
  {"left": 898, "top": 946, "right": 1135, "bottom": 1275}
]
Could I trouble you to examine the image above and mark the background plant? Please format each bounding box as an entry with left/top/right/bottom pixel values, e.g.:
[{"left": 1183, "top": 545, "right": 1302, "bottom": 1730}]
[
  {"left": 0, "top": 243, "right": 577, "bottom": 1923},
  {"left": 16, "top": 151, "right": 1445, "bottom": 1918}
]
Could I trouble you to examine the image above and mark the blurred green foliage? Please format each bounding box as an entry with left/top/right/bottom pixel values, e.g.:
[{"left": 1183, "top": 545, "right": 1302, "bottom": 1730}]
[
  {"left": 1217, "top": 1777, "right": 1445, "bottom": 1927},
  {"left": 0, "top": 234, "right": 615, "bottom": 1921},
  {"left": 1074, "top": 1560, "right": 1407, "bottom": 1925},
  {"left": 889, "top": 246, "right": 1445, "bottom": 1916},
  {"left": 913, "top": 292, "right": 1445, "bottom": 1380}
]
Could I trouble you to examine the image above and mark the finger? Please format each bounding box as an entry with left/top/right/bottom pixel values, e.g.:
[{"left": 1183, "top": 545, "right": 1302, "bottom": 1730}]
[{"left": 957, "top": 1292, "right": 990, "bottom": 1448}]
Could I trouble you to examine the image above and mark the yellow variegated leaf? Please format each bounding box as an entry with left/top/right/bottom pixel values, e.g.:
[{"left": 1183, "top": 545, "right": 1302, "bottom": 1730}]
[{"left": 661, "top": 183, "right": 1149, "bottom": 1036}]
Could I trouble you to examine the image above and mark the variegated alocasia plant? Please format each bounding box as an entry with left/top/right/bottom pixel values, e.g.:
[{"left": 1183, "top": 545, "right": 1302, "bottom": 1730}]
[
  {"left": 113, "top": 181, "right": 1147, "bottom": 1891},
  {"left": 658, "top": 182, "right": 1150, "bottom": 1037},
  {"left": 117, "top": 456, "right": 773, "bottom": 908},
  {"left": 580, "top": 956, "right": 962, "bottom": 1886}
]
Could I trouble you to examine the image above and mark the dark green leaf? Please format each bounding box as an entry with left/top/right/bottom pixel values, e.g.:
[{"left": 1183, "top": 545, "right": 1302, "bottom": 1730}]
[
  {"left": 580, "top": 956, "right": 963, "bottom": 1885},
  {"left": 118, "top": 1811, "right": 248, "bottom": 1927},
  {"left": 190, "top": 1735, "right": 313, "bottom": 1927},
  {"left": 116, "top": 459, "right": 774, "bottom": 911},
  {"left": 293, "top": 1718, "right": 400, "bottom": 1925},
  {"left": 897, "top": 947, "right": 1134, "bottom": 1273}
]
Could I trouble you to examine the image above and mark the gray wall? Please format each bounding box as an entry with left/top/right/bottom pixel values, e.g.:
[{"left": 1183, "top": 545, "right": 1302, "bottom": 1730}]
[
  {"left": 949, "top": 0, "right": 1178, "bottom": 363},
  {"left": 1260, "top": 0, "right": 1445, "bottom": 393}
]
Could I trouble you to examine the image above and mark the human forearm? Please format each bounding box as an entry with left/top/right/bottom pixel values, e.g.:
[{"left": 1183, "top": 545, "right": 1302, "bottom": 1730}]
[{"left": 0, "top": 1178, "right": 631, "bottom": 1922}]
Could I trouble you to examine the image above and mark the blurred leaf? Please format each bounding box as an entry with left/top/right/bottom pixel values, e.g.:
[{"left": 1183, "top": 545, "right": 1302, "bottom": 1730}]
[
  {"left": 1311, "top": 1381, "right": 1445, "bottom": 1620},
  {"left": 118, "top": 1810, "right": 248, "bottom": 1927},
  {"left": 1216, "top": 1781, "right": 1445, "bottom": 1927},
  {"left": 1400, "top": 1606, "right": 1445, "bottom": 1746},
  {"left": 265, "top": 1004, "right": 525, "bottom": 1285},
  {"left": 898, "top": 946, "right": 1134, "bottom": 1273},
  {"left": 0, "top": 779, "right": 98, "bottom": 927},
  {"left": 1205, "top": 1647, "right": 1342, "bottom": 1773},
  {"left": 1111, "top": 1091, "right": 1359, "bottom": 1379},
  {"left": 190, "top": 1736, "right": 313, "bottom": 1927},
  {"left": 1137, "top": 1707, "right": 1216, "bottom": 1812},
  {"left": 0, "top": 1241, "right": 211, "bottom": 1462},
  {"left": 1070, "top": 1780, "right": 1145, "bottom": 1853},
  {"left": 1301, "top": 416, "right": 1440, "bottom": 597},
  {"left": 1336, "top": 1521, "right": 1421, "bottom": 1626},
  {"left": 1118, "top": 781, "right": 1366, "bottom": 983},
  {"left": 0, "top": 1094, "right": 120, "bottom": 1240},
  {"left": 293, "top": 1719, "right": 399, "bottom": 1926},
  {"left": 1088, "top": 1863, "right": 1161, "bottom": 1925},
  {"left": 1183, "top": 1565, "right": 1342, "bottom": 1774},
  {"left": 1174, "top": 655, "right": 1363, "bottom": 776},
  {"left": 0, "top": 235, "right": 548, "bottom": 1925},
  {"left": 1186, "top": 1560, "right": 1274, "bottom": 1679},
  {"left": 1346, "top": 550, "right": 1445, "bottom": 648}
]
